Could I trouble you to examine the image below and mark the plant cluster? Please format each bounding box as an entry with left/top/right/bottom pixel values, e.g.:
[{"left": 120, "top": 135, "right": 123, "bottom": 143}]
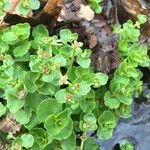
[
  {"left": 99, "top": 14, "right": 150, "bottom": 139},
  {"left": 120, "top": 140, "right": 134, "bottom": 150},
  {"left": 88, "top": 0, "right": 103, "bottom": 14},
  {"left": 0, "top": 0, "right": 40, "bottom": 15},
  {"left": 0, "top": 14, "right": 149, "bottom": 149},
  {"left": 0, "top": 23, "right": 109, "bottom": 149},
  {"left": 0, "top": 0, "right": 10, "bottom": 16},
  {"left": 18, "top": 0, "right": 40, "bottom": 14}
]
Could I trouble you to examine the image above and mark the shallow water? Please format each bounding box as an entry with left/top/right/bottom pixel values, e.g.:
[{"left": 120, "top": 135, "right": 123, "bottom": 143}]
[
  {"left": 91, "top": 77, "right": 150, "bottom": 150},
  {"left": 96, "top": 102, "right": 150, "bottom": 150}
]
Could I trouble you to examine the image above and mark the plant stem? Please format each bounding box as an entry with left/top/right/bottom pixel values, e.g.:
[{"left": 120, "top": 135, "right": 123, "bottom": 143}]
[
  {"left": 80, "top": 140, "right": 84, "bottom": 150},
  {"left": 67, "top": 48, "right": 76, "bottom": 74},
  {"left": 13, "top": 59, "right": 30, "bottom": 62}
]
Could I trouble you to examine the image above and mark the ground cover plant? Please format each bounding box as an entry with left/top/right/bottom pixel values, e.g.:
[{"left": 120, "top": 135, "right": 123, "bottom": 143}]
[
  {"left": 0, "top": 0, "right": 150, "bottom": 149},
  {"left": 0, "top": 13, "right": 149, "bottom": 149},
  {"left": 0, "top": 0, "right": 40, "bottom": 15},
  {"left": 87, "top": 0, "right": 103, "bottom": 14}
]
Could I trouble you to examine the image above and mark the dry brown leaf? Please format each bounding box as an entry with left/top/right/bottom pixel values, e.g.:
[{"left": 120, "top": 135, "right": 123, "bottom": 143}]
[
  {"left": 77, "top": 4, "right": 94, "bottom": 21},
  {"left": 0, "top": 113, "right": 21, "bottom": 134}
]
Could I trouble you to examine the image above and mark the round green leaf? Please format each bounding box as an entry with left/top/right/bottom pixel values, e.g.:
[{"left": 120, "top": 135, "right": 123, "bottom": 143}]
[
  {"left": 14, "top": 109, "right": 32, "bottom": 124},
  {"left": 37, "top": 98, "right": 62, "bottom": 122},
  {"left": 77, "top": 58, "right": 91, "bottom": 68},
  {"left": 104, "top": 91, "right": 120, "bottom": 109},
  {"left": 2, "top": 31, "right": 18, "bottom": 42},
  {"left": 13, "top": 41, "right": 31, "bottom": 57},
  {"left": 60, "top": 29, "right": 71, "bottom": 43},
  {"left": 83, "top": 137, "right": 99, "bottom": 150},
  {"left": 6, "top": 94, "right": 25, "bottom": 113},
  {"left": 55, "top": 89, "right": 67, "bottom": 103},
  {"left": 21, "top": 134, "right": 34, "bottom": 148},
  {"left": 32, "top": 25, "right": 49, "bottom": 38},
  {"left": 93, "top": 73, "right": 108, "bottom": 88},
  {"left": 98, "top": 111, "right": 116, "bottom": 130},
  {"left": 97, "top": 127, "right": 113, "bottom": 140},
  {"left": 44, "top": 114, "right": 60, "bottom": 136},
  {"left": 30, "top": 0, "right": 40, "bottom": 10},
  {"left": 38, "top": 83, "right": 56, "bottom": 95},
  {"left": 61, "top": 132, "right": 76, "bottom": 150}
]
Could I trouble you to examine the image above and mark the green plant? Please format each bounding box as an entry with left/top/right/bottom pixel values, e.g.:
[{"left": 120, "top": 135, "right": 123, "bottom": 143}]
[
  {"left": 0, "top": 0, "right": 10, "bottom": 15},
  {"left": 0, "top": 23, "right": 109, "bottom": 149},
  {"left": 88, "top": 0, "right": 103, "bottom": 14},
  {"left": 0, "top": 14, "right": 149, "bottom": 149},
  {"left": 99, "top": 14, "right": 150, "bottom": 139},
  {"left": 18, "top": 0, "right": 40, "bottom": 14},
  {"left": 0, "top": 0, "right": 40, "bottom": 16},
  {"left": 120, "top": 140, "right": 134, "bottom": 150}
]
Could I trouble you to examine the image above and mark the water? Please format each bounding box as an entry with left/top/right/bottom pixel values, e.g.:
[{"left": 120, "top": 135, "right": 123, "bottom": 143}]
[{"left": 91, "top": 69, "right": 150, "bottom": 150}]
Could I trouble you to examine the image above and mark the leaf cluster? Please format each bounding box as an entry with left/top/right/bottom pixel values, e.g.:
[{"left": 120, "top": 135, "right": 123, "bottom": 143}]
[
  {"left": 88, "top": 0, "right": 103, "bottom": 14},
  {"left": 0, "top": 23, "right": 109, "bottom": 149},
  {"left": 0, "top": 14, "right": 149, "bottom": 149},
  {"left": 120, "top": 140, "right": 134, "bottom": 150},
  {"left": 99, "top": 14, "right": 150, "bottom": 139},
  {"left": 0, "top": 0, "right": 10, "bottom": 16},
  {"left": 18, "top": 0, "right": 40, "bottom": 14},
  {"left": 0, "top": 0, "right": 40, "bottom": 16}
]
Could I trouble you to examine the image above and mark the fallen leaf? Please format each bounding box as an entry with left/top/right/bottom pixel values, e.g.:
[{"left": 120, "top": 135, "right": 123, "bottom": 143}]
[{"left": 77, "top": 4, "right": 94, "bottom": 21}]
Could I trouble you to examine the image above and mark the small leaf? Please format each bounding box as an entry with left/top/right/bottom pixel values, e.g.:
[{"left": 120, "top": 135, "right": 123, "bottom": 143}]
[
  {"left": 2, "top": 31, "right": 17, "bottom": 42},
  {"left": 11, "top": 23, "right": 31, "bottom": 40},
  {"left": 32, "top": 25, "right": 49, "bottom": 38},
  {"left": 14, "top": 109, "right": 32, "bottom": 124},
  {"left": 0, "top": 41, "right": 9, "bottom": 53},
  {"left": 97, "top": 127, "right": 113, "bottom": 140},
  {"left": 37, "top": 98, "right": 62, "bottom": 122},
  {"left": 83, "top": 137, "right": 99, "bottom": 150},
  {"left": 25, "top": 92, "right": 46, "bottom": 112},
  {"left": 77, "top": 58, "right": 91, "bottom": 68},
  {"left": 19, "top": 6, "right": 30, "bottom": 14},
  {"left": 104, "top": 91, "right": 120, "bottom": 109},
  {"left": 116, "top": 93, "right": 132, "bottom": 105},
  {"left": 13, "top": 41, "right": 31, "bottom": 57},
  {"left": 21, "top": 134, "right": 34, "bottom": 148},
  {"left": 38, "top": 83, "right": 56, "bottom": 95},
  {"left": 55, "top": 89, "right": 67, "bottom": 103},
  {"left": 30, "top": 0, "right": 40, "bottom": 10},
  {"left": 24, "top": 113, "right": 40, "bottom": 130},
  {"left": 61, "top": 132, "right": 76, "bottom": 150},
  {"left": 80, "top": 98, "right": 95, "bottom": 113},
  {"left": 51, "top": 54, "right": 66, "bottom": 67},
  {"left": 56, "top": 108, "right": 72, "bottom": 127},
  {"left": 70, "top": 81, "right": 91, "bottom": 96},
  {"left": 137, "top": 14, "right": 147, "bottom": 24},
  {"left": 93, "top": 72, "right": 108, "bottom": 88},
  {"left": 59, "top": 46, "right": 73, "bottom": 58},
  {"left": 80, "top": 113, "right": 97, "bottom": 131},
  {"left": 54, "top": 118, "right": 73, "bottom": 140},
  {"left": 44, "top": 114, "right": 60, "bottom": 136},
  {"left": 115, "top": 104, "right": 131, "bottom": 118},
  {"left": 0, "top": 102, "right": 6, "bottom": 117},
  {"left": 23, "top": 72, "right": 38, "bottom": 93},
  {"left": 6, "top": 94, "right": 25, "bottom": 113},
  {"left": 60, "top": 29, "right": 72, "bottom": 43},
  {"left": 98, "top": 111, "right": 116, "bottom": 130}
]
